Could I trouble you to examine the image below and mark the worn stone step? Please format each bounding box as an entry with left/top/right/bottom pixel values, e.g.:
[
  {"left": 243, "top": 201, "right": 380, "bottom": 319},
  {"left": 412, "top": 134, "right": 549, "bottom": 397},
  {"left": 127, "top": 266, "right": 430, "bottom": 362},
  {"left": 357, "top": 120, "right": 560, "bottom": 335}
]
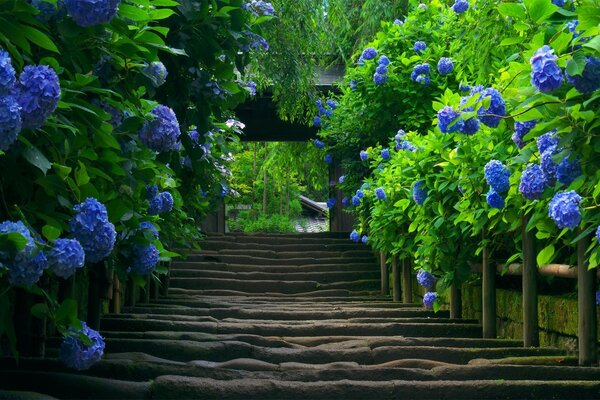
[
  {"left": 169, "top": 277, "right": 380, "bottom": 293},
  {"left": 166, "top": 288, "right": 383, "bottom": 298},
  {"left": 99, "top": 318, "right": 482, "bottom": 337},
  {"left": 151, "top": 375, "right": 600, "bottom": 400},
  {"left": 169, "top": 269, "right": 380, "bottom": 283},
  {"left": 170, "top": 261, "right": 378, "bottom": 273},
  {"left": 184, "top": 254, "right": 376, "bottom": 265},
  {"left": 198, "top": 249, "right": 375, "bottom": 260},
  {"left": 150, "top": 296, "right": 406, "bottom": 306},
  {"left": 198, "top": 241, "right": 371, "bottom": 252},
  {"left": 204, "top": 232, "right": 352, "bottom": 242}
]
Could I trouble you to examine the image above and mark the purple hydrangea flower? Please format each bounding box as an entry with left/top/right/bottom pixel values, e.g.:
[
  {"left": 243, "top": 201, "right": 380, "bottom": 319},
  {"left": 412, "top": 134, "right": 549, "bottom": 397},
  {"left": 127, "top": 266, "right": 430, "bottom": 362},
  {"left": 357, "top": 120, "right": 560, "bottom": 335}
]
[
  {"left": 70, "top": 198, "right": 116, "bottom": 264},
  {"left": 350, "top": 230, "right": 360, "bottom": 242},
  {"left": 438, "top": 106, "right": 464, "bottom": 133},
  {"left": 537, "top": 130, "right": 559, "bottom": 154},
  {"left": 373, "top": 73, "right": 388, "bottom": 85},
  {"left": 519, "top": 164, "right": 547, "bottom": 200},
  {"left": 244, "top": 81, "right": 257, "bottom": 96},
  {"left": 548, "top": 191, "right": 582, "bottom": 230},
  {"left": 437, "top": 58, "right": 454, "bottom": 75},
  {"left": 314, "top": 139, "right": 325, "bottom": 149},
  {"left": 452, "top": 0, "right": 469, "bottom": 13},
  {"left": 351, "top": 195, "right": 361, "bottom": 206},
  {"left": 146, "top": 184, "right": 159, "bottom": 201},
  {"left": 486, "top": 188, "right": 505, "bottom": 209},
  {"left": 64, "top": 0, "right": 121, "bottom": 27},
  {"left": 361, "top": 48, "right": 378, "bottom": 60},
  {"left": 378, "top": 56, "right": 390, "bottom": 66},
  {"left": 477, "top": 88, "right": 506, "bottom": 128},
  {"left": 484, "top": 160, "right": 510, "bottom": 193},
  {"left": 15, "top": 65, "right": 60, "bottom": 130},
  {"left": 381, "top": 148, "right": 390, "bottom": 160},
  {"left": 566, "top": 57, "right": 600, "bottom": 94},
  {"left": 49, "top": 238, "right": 85, "bottom": 279},
  {"left": 375, "top": 187, "right": 386, "bottom": 200},
  {"left": 417, "top": 270, "right": 436, "bottom": 289},
  {"left": 360, "top": 150, "right": 369, "bottom": 161},
  {"left": 130, "top": 244, "right": 159, "bottom": 275},
  {"left": 0, "top": 95, "right": 22, "bottom": 150},
  {"left": 530, "top": 45, "right": 563, "bottom": 92},
  {"left": 326, "top": 198, "right": 336, "bottom": 209},
  {"left": 361, "top": 235, "right": 369, "bottom": 244},
  {"left": 0, "top": 50, "right": 16, "bottom": 94},
  {"left": 414, "top": 41, "right": 427, "bottom": 54},
  {"left": 423, "top": 292, "right": 437, "bottom": 309},
  {"left": 556, "top": 156, "right": 581, "bottom": 186},
  {"left": 512, "top": 120, "right": 537, "bottom": 149},
  {"left": 142, "top": 61, "right": 168, "bottom": 88},
  {"left": 148, "top": 191, "right": 174, "bottom": 215},
  {"left": 243, "top": 0, "right": 275, "bottom": 16},
  {"left": 357, "top": 57, "right": 365, "bottom": 67},
  {"left": 60, "top": 321, "right": 105, "bottom": 370},
  {"left": 413, "top": 180, "right": 427, "bottom": 205},
  {"left": 139, "top": 105, "right": 181, "bottom": 152},
  {"left": 324, "top": 153, "right": 333, "bottom": 164}
]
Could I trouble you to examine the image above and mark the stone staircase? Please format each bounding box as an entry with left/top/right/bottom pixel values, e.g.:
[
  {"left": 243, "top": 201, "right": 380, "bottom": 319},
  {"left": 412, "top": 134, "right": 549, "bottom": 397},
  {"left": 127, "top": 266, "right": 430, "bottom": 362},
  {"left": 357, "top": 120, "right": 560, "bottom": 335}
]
[{"left": 2, "top": 232, "right": 600, "bottom": 399}]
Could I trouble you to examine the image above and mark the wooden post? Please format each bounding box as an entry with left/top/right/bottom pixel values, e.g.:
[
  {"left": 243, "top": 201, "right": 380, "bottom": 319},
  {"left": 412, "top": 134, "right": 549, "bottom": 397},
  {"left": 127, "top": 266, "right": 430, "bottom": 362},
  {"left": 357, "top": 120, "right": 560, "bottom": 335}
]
[
  {"left": 450, "top": 282, "right": 462, "bottom": 319},
  {"left": 86, "top": 263, "right": 103, "bottom": 330},
  {"left": 482, "top": 233, "right": 496, "bottom": 338},
  {"left": 522, "top": 216, "right": 539, "bottom": 347},
  {"left": 159, "top": 270, "right": 170, "bottom": 296},
  {"left": 401, "top": 258, "right": 412, "bottom": 303},
  {"left": 143, "top": 276, "right": 151, "bottom": 303},
  {"left": 577, "top": 233, "right": 597, "bottom": 366},
  {"left": 112, "top": 275, "right": 121, "bottom": 314},
  {"left": 380, "top": 252, "right": 389, "bottom": 296},
  {"left": 392, "top": 256, "right": 401, "bottom": 302}
]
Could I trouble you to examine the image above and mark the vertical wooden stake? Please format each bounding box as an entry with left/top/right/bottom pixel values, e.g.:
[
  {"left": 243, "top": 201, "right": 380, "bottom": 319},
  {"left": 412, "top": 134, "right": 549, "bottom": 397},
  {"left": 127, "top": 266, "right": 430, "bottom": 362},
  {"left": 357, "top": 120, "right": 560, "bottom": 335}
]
[
  {"left": 402, "top": 258, "right": 412, "bottom": 304},
  {"left": 380, "top": 252, "right": 389, "bottom": 296},
  {"left": 112, "top": 275, "right": 121, "bottom": 314},
  {"left": 482, "top": 230, "right": 496, "bottom": 338},
  {"left": 450, "top": 283, "right": 462, "bottom": 319},
  {"left": 577, "top": 233, "right": 597, "bottom": 366},
  {"left": 522, "top": 216, "right": 539, "bottom": 347},
  {"left": 392, "top": 256, "right": 401, "bottom": 302}
]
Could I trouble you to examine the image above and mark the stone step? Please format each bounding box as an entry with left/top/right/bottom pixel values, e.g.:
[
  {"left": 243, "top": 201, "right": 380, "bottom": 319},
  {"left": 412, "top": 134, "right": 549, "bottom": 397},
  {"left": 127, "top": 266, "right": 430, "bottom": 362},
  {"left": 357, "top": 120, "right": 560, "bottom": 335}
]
[
  {"left": 199, "top": 249, "right": 375, "bottom": 259},
  {"left": 99, "top": 318, "right": 482, "bottom": 337},
  {"left": 184, "top": 254, "right": 376, "bottom": 265},
  {"left": 169, "top": 269, "right": 380, "bottom": 283},
  {"left": 166, "top": 288, "right": 383, "bottom": 298},
  {"left": 170, "top": 261, "right": 378, "bottom": 273},
  {"left": 204, "top": 232, "right": 352, "bottom": 242},
  {"left": 169, "top": 277, "right": 381, "bottom": 293},
  {"left": 198, "top": 241, "right": 370, "bottom": 252},
  {"left": 150, "top": 296, "right": 407, "bottom": 306}
]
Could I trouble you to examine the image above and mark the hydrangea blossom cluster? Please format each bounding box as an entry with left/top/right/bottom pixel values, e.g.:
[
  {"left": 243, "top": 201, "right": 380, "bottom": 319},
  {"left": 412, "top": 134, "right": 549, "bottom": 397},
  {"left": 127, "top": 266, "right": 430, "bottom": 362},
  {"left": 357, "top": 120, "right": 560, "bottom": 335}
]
[
  {"left": 512, "top": 120, "right": 537, "bottom": 149},
  {"left": 139, "top": 221, "right": 159, "bottom": 239},
  {"left": 142, "top": 61, "right": 168, "bottom": 88},
  {"left": 566, "top": 57, "right": 600, "bottom": 94},
  {"left": 413, "top": 180, "right": 427, "bottom": 205},
  {"left": 0, "top": 96, "right": 22, "bottom": 151},
  {"left": 541, "top": 148, "right": 558, "bottom": 186},
  {"left": 64, "top": 0, "right": 121, "bottom": 27},
  {"left": 324, "top": 153, "right": 333, "bottom": 164},
  {"left": 338, "top": 175, "right": 346, "bottom": 184},
  {"left": 241, "top": 32, "right": 269, "bottom": 52},
  {"left": 351, "top": 195, "right": 361, "bottom": 206},
  {"left": 557, "top": 156, "right": 581, "bottom": 186},
  {"left": 70, "top": 198, "right": 116, "bottom": 264},
  {"left": 394, "top": 130, "right": 416, "bottom": 151},
  {"left": 130, "top": 244, "right": 159, "bottom": 275},
  {"left": 597, "top": 225, "right": 600, "bottom": 244},
  {"left": 31, "top": 0, "right": 66, "bottom": 22},
  {"left": 15, "top": 65, "right": 61, "bottom": 130},
  {"left": 537, "top": 130, "right": 559, "bottom": 154},
  {"left": 457, "top": 96, "right": 480, "bottom": 135},
  {"left": 361, "top": 235, "right": 369, "bottom": 244},
  {"left": 551, "top": 0, "right": 564, "bottom": 7},
  {"left": 313, "top": 99, "right": 336, "bottom": 127},
  {"left": 373, "top": 55, "right": 390, "bottom": 85},
  {"left": 530, "top": 45, "right": 563, "bottom": 92},
  {"left": 413, "top": 41, "right": 427, "bottom": 54},
  {"left": 242, "top": 0, "right": 274, "bottom": 16},
  {"left": 452, "top": 0, "right": 469, "bottom": 13},
  {"left": 375, "top": 187, "right": 386, "bottom": 200},
  {"left": 411, "top": 63, "right": 430, "bottom": 86},
  {"left": 49, "top": 239, "right": 85, "bottom": 279},
  {"left": 417, "top": 270, "right": 436, "bottom": 289},
  {"left": 476, "top": 87, "right": 506, "bottom": 128},
  {"left": 484, "top": 160, "right": 510, "bottom": 193},
  {"left": 60, "top": 321, "right": 105, "bottom": 370},
  {"left": 486, "top": 188, "right": 505, "bottom": 209},
  {"left": 148, "top": 191, "right": 174, "bottom": 215},
  {"left": 519, "top": 164, "right": 547, "bottom": 200},
  {"left": 0, "top": 50, "right": 16, "bottom": 94},
  {"left": 381, "top": 148, "right": 390, "bottom": 161},
  {"left": 139, "top": 105, "right": 181, "bottom": 152},
  {"left": 314, "top": 139, "right": 325, "bottom": 149},
  {"left": 423, "top": 292, "right": 437, "bottom": 309},
  {"left": 350, "top": 230, "right": 360, "bottom": 242},
  {"left": 356, "top": 189, "right": 365, "bottom": 199},
  {"left": 548, "top": 191, "right": 582, "bottom": 230},
  {"left": 393, "top": 19, "right": 403, "bottom": 25},
  {"left": 341, "top": 197, "right": 349, "bottom": 207},
  {"left": 326, "top": 198, "right": 336, "bottom": 209},
  {"left": 0, "top": 220, "right": 48, "bottom": 286},
  {"left": 437, "top": 106, "right": 463, "bottom": 133},
  {"left": 359, "top": 150, "right": 369, "bottom": 161},
  {"left": 437, "top": 58, "right": 454, "bottom": 75},
  {"left": 361, "top": 48, "right": 378, "bottom": 61},
  {"left": 91, "top": 99, "right": 123, "bottom": 129}
]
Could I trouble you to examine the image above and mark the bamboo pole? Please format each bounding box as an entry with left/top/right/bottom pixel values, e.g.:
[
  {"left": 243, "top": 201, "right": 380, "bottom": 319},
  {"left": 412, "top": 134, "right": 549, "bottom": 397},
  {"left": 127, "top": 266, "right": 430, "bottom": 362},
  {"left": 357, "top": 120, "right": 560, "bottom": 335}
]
[
  {"left": 450, "top": 282, "right": 462, "bottom": 319},
  {"left": 392, "top": 256, "right": 401, "bottom": 302},
  {"left": 577, "top": 233, "right": 597, "bottom": 366}
]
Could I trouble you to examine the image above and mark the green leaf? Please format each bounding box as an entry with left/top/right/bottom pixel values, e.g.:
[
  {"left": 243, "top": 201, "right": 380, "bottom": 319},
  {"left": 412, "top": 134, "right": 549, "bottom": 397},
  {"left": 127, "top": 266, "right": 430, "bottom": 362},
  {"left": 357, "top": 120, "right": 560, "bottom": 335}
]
[
  {"left": 55, "top": 299, "right": 79, "bottom": 327},
  {"left": 524, "top": 0, "right": 558, "bottom": 23},
  {"left": 75, "top": 161, "right": 90, "bottom": 186},
  {"left": 566, "top": 52, "right": 587, "bottom": 76},
  {"left": 42, "top": 224, "right": 61, "bottom": 242},
  {"left": 0, "top": 232, "right": 28, "bottom": 254},
  {"left": 536, "top": 244, "right": 555, "bottom": 266},
  {"left": 20, "top": 25, "right": 59, "bottom": 53},
  {"left": 22, "top": 145, "right": 52, "bottom": 175},
  {"left": 30, "top": 303, "right": 49, "bottom": 319},
  {"left": 497, "top": 3, "right": 526, "bottom": 19},
  {"left": 582, "top": 35, "right": 600, "bottom": 54}
]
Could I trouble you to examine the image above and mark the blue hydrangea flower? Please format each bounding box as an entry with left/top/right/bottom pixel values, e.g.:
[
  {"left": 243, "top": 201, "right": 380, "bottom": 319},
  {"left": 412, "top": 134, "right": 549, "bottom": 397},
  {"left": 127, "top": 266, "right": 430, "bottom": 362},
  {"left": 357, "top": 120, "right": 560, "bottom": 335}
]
[
  {"left": 139, "top": 221, "right": 159, "bottom": 239},
  {"left": 15, "top": 65, "right": 60, "bottom": 130},
  {"left": 596, "top": 290, "right": 600, "bottom": 305},
  {"left": 0, "top": 220, "right": 49, "bottom": 286},
  {"left": 541, "top": 146, "right": 558, "bottom": 186},
  {"left": 537, "top": 130, "right": 559, "bottom": 154},
  {"left": 512, "top": 120, "right": 537, "bottom": 149},
  {"left": 31, "top": 0, "right": 66, "bottom": 22},
  {"left": 423, "top": 292, "right": 437, "bottom": 309},
  {"left": 350, "top": 230, "right": 360, "bottom": 242},
  {"left": 314, "top": 139, "right": 325, "bottom": 149},
  {"left": 437, "top": 58, "right": 454, "bottom": 75},
  {"left": 396, "top": 140, "right": 416, "bottom": 151},
  {"left": 148, "top": 191, "right": 174, "bottom": 215},
  {"left": 356, "top": 189, "right": 364, "bottom": 199},
  {"left": 415, "top": 75, "right": 430, "bottom": 86},
  {"left": 413, "top": 41, "right": 427, "bottom": 54},
  {"left": 70, "top": 198, "right": 116, "bottom": 264},
  {"left": 91, "top": 99, "right": 123, "bottom": 129},
  {"left": 393, "top": 18, "right": 403, "bottom": 25},
  {"left": 342, "top": 197, "right": 349, "bottom": 207},
  {"left": 551, "top": 0, "right": 564, "bottom": 7},
  {"left": 351, "top": 195, "right": 360, "bottom": 206},
  {"left": 49, "top": 239, "right": 85, "bottom": 279},
  {"left": 566, "top": 57, "right": 600, "bottom": 94},
  {"left": 244, "top": 81, "right": 257, "bottom": 96},
  {"left": 142, "top": 61, "right": 168, "bottom": 88},
  {"left": 438, "top": 106, "right": 464, "bottom": 133},
  {"left": 459, "top": 83, "right": 471, "bottom": 92},
  {"left": 357, "top": 57, "right": 365, "bottom": 67},
  {"left": 519, "top": 164, "right": 546, "bottom": 200},
  {"left": 241, "top": 32, "right": 269, "bottom": 52},
  {"left": 130, "top": 244, "right": 159, "bottom": 275},
  {"left": 373, "top": 73, "right": 388, "bottom": 85},
  {"left": 375, "top": 187, "right": 386, "bottom": 200},
  {"left": 486, "top": 188, "right": 505, "bottom": 209},
  {"left": 349, "top": 80, "right": 358, "bottom": 90},
  {"left": 243, "top": 0, "right": 275, "bottom": 16},
  {"left": 361, "top": 48, "right": 378, "bottom": 60},
  {"left": 410, "top": 63, "right": 430, "bottom": 83},
  {"left": 339, "top": 175, "right": 346, "bottom": 184},
  {"left": 60, "top": 321, "right": 105, "bottom": 370},
  {"left": 484, "top": 160, "right": 510, "bottom": 193},
  {"left": 596, "top": 225, "right": 600, "bottom": 244},
  {"left": 378, "top": 56, "right": 390, "bottom": 66},
  {"left": 64, "top": 0, "right": 121, "bottom": 27},
  {"left": 381, "top": 149, "right": 390, "bottom": 161},
  {"left": 361, "top": 235, "right": 369, "bottom": 244},
  {"left": 395, "top": 129, "right": 406, "bottom": 141},
  {"left": 458, "top": 96, "right": 480, "bottom": 135},
  {"left": 313, "top": 115, "right": 321, "bottom": 127},
  {"left": 530, "top": 45, "right": 563, "bottom": 92},
  {"left": 0, "top": 49, "right": 16, "bottom": 94},
  {"left": 417, "top": 270, "right": 436, "bottom": 289},
  {"left": 477, "top": 88, "right": 506, "bottom": 128},
  {"left": 375, "top": 64, "right": 388, "bottom": 75},
  {"left": 413, "top": 180, "right": 427, "bottom": 205},
  {"left": 0, "top": 95, "right": 22, "bottom": 151},
  {"left": 548, "top": 191, "right": 582, "bottom": 230},
  {"left": 324, "top": 153, "right": 333, "bottom": 164},
  {"left": 326, "top": 99, "right": 338, "bottom": 109},
  {"left": 146, "top": 184, "right": 159, "bottom": 201},
  {"left": 326, "top": 198, "right": 336, "bottom": 209},
  {"left": 360, "top": 150, "right": 369, "bottom": 161},
  {"left": 139, "top": 105, "right": 181, "bottom": 152},
  {"left": 452, "top": 0, "right": 469, "bottom": 13},
  {"left": 556, "top": 156, "right": 581, "bottom": 186},
  {"left": 324, "top": 109, "right": 333, "bottom": 118}
]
